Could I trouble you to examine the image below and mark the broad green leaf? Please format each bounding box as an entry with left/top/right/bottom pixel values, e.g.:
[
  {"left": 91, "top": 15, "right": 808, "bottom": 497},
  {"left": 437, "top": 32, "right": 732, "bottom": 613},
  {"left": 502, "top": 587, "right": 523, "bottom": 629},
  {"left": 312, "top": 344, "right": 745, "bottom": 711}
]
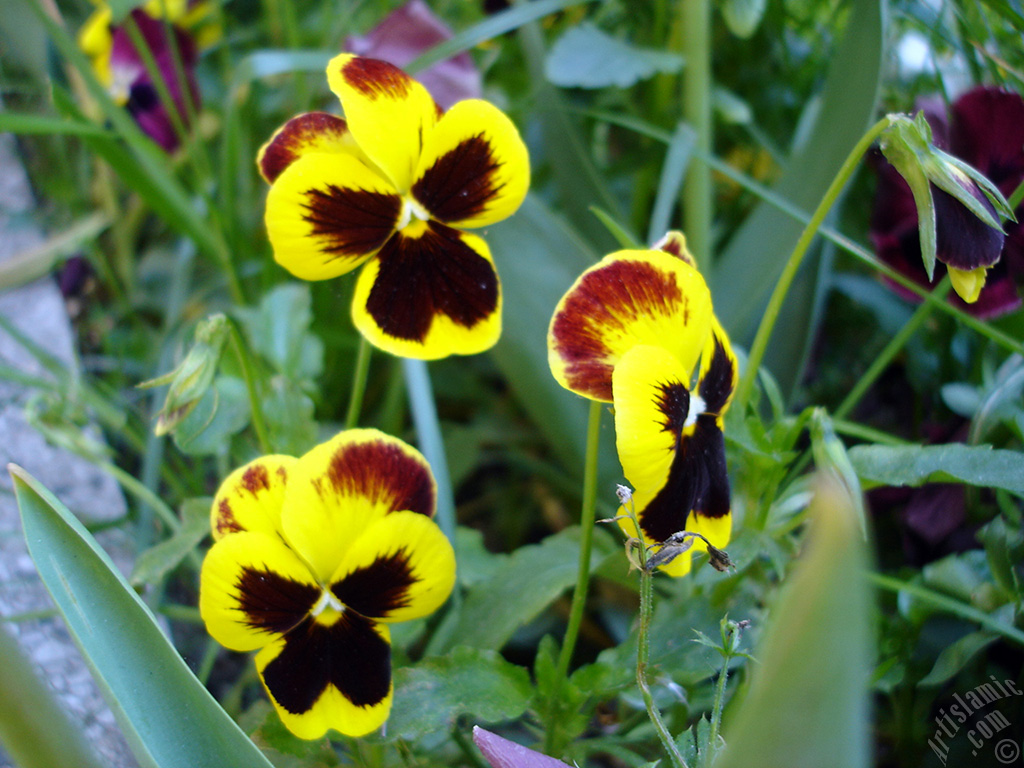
[
  {"left": 715, "top": 476, "right": 871, "bottom": 768},
  {"left": 381, "top": 647, "right": 532, "bottom": 741},
  {"left": 488, "top": 195, "right": 619, "bottom": 479},
  {"left": 130, "top": 498, "right": 211, "bottom": 586},
  {"left": 0, "top": 624, "right": 105, "bottom": 768},
  {"left": 238, "top": 284, "right": 324, "bottom": 381},
  {"left": 710, "top": 0, "right": 885, "bottom": 399},
  {"left": 545, "top": 23, "right": 684, "bottom": 89},
  {"left": 10, "top": 466, "right": 275, "bottom": 768},
  {"left": 917, "top": 631, "right": 998, "bottom": 687},
  {"left": 849, "top": 443, "right": 1024, "bottom": 495},
  {"left": 721, "top": 0, "right": 767, "bottom": 38},
  {"left": 172, "top": 377, "right": 251, "bottom": 456},
  {"left": 442, "top": 527, "right": 611, "bottom": 651}
]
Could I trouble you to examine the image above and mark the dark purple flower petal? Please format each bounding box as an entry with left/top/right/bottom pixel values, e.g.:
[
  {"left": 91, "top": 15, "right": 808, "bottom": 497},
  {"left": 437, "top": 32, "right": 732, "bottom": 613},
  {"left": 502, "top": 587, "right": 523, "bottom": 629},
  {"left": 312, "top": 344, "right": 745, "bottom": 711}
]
[
  {"left": 949, "top": 87, "right": 1024, "bottom": 191},
  {"left": 932, "top": 183, "right": 1005, "bottom": 271},
  {"left": 345, "top": 0, "right": 482, "bottom": 110},
  {"left": 472, "top": 727, "right": 572, "bottom": 768}
]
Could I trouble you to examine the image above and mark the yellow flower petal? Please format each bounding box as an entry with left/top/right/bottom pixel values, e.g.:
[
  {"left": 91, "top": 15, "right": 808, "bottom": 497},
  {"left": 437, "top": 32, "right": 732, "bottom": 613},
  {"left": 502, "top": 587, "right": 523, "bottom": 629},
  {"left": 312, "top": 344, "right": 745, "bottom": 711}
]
[
  {"left": 199, "top": 531, "right": 320, "bottom": 652},
  {"left": 412, "top": 99, "right": 529, "bottom": 229},
  {"left": 258, "top": 112, "right": 370, "bottom": 184},
  {"left": 79, "top": 6, "right": 114, "bottom": 87},
  {"left": 948, "top": 265, "right": 988, "bottom": 303},
  {"left": 330, "top": 511, "right": 456, "bottom": 624},
  {"left": 612, "top": 345, "right": 686, "bottom": 500},
  {"left": 210, "top": 454, "right": 296, "bottom": 541},
  {"left": 548, "top": 250, "right": 713, "bottom": 401},
  {"left": 265, "top": 151, "right": 401, "bottom": 281},
  {"left": 281, "top": 429, "right": 437, "bottom": 583},
  {"left": 326, "top": 53, "right": 439, "bottom": 193},
  {"left": 256, "top": 614, "right": 392, "bottom": 739},
  {"left": 351, "top": 221, "right": 501, "bottom": 359}
]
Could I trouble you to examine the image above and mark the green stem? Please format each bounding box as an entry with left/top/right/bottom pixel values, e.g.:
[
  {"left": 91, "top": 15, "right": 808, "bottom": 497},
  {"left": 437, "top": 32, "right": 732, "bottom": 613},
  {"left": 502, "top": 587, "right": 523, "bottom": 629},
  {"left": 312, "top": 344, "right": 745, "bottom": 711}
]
[
  {"left": 681, "top": 0, "right": 712, "bottom": 268},
  {"left": 707, "top": 648, "right": 729, "bottom": 756},
  {"left": 555, "top": 399, "right": 602, "bottom": 679},
  {"left": 227, "top": 318, "right": 273, "bottom": 455},
  {"left": 629, "top": 502, "right": 688, "bottom": 768},
  {"left": 402, "top": 359, "right": 456, "bottom": 545},
  {"left": 345, "top": 337, "right": 373, "bottom": 430},
  {"left": 734, "top": 116, "right": 892, "bottom": 412},
  {"left": 835, "top": 279, "right": 950, "bottom": 420}
]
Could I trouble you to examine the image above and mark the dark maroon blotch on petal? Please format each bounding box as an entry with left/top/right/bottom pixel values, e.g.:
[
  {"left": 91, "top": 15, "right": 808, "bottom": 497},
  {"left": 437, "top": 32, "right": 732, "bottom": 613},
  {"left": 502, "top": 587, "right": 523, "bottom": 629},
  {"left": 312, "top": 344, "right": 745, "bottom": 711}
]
[
  {"left": 261, "top": 112, "right": 351, "bottom": 184},
  {"left": 236, "top": 567, "right": 320, "bottom": 635},
  {"left": 261, "top": 612, "right": 391, "bottom": 713},
  {"left": 332, "top": 550, "right": 416, "bottom": 619},
  {"left": 412, "top": 134, "right": 503, "bottom": 222},
  {"left": 302, "top": 186, "right": 401, "bottom": 259},
  {"left": 365, "top": 221, "right": 499, "bottom": 341},
  {"left": 322, "top": 439, "right": 436, "bottom": 517}
]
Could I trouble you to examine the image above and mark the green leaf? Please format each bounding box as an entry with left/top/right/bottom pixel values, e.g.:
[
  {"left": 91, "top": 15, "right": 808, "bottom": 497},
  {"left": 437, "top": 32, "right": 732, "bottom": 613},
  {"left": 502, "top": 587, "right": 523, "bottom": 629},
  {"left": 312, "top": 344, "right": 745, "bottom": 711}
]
[
  {"left": 171, "top": 377, "right": 251, "bottom": 456},
  {"left": 715, "top": 476, "right": 871, "bottom": 768},
  {"left": 382, "top": 647, "right": 532, "bottom": 741},
  {"left": 0, "top": 624, "right": 105, "bottom": 768},
  {"left": 545, "top": 23, "right": 684, "bottom": 89},
  {"left": 849, "top": 443, "right": 1024, "bottom": 495},
  {"left": 0, "top": 112, "right": 112, "bottom": 137},
  {"left": 647, "top": 123, "right": 696, "bottom": 244},
  {"left": 239, "top": 284, "right": 324, "bottom": 381},
  {"left": 130, "top": 498, "right": 211, "bottom": 586},
  {"left": 442, "top": 527, "right": 608, "bottom": 651},
  {"left": 676, "top": 715, "right": 713, "bottom": 768},
  {"left": 0, "top": 212, "right": 109, "bottom": 291},
  {"left": 721, "top": 0, "right": 767, "bottom": 38},
  {"left": 488, "top": 195, "right": 619, "bottom": 479},
  {"left": 917, "top": 632, "right": 998, "bottom": 687},
  {"left": 10, "top": 466, "right": 275, "bottom": 768},
  {"left": 710, "top": 0, "right": 885, "bottom": 399}
]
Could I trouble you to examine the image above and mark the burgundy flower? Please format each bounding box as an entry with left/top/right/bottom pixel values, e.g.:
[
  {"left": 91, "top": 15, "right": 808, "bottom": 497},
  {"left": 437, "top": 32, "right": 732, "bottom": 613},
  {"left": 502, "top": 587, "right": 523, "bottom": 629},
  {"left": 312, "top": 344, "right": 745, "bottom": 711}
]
[
  {"left": 102, "top": 10, "right": 201, "bottom": 152},
  {"left": 344, "top": 0, "right": 482, "bottom": 110},
  {"left": 871, "top": 87, "right": 1024, "bottom": 317}
]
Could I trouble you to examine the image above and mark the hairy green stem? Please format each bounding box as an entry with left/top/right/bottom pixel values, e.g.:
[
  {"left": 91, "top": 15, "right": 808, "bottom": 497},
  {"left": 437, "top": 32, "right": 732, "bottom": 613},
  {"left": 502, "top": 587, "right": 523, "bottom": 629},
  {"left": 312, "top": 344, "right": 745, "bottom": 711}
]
[
  {"left": 227, "top": 318, "right": 273, "bottom": 455},
  {"left": 345, "top": 337, "right": 373, "bottom": 430},
  {"left": 707, "top": 645, "right": 729, "bottom": 757},
  {"left": 682, "top": 0, "right": 712, "bottom": 267},
  {"left": 629, "top": 500, "right": 688, "bottom": 768},
  {"left": 735, "top": 116, "right": 892, "bottom": 412}
]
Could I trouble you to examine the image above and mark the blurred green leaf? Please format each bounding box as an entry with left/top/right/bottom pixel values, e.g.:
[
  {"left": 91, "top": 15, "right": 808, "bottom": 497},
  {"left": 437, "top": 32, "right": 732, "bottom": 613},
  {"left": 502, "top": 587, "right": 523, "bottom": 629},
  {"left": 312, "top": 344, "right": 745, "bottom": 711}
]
[
  {"left": 721, "top": 0, "right": 767, "bottom": 38},
  {"left": 0, "top": 112, "right": 112, "bottom": 137},
  {"left": 715, "top": 476, "right": 871, "bottom": 768},
  {"left": 711, "top": 0, "right": 885, "bottom": 399},
  {"left": 383, "top": 647, "right": 532, "bottom": 741},
  {"left": 488, "top": 195, "right": 619, "bottom": 479},
  {"left": 917, "top": 631, "right": 998, "bottom": 687},
  {"left": 648, "top": 124, "right": 696, "bottom": 244},
  {"left": 172, "top": 377, "right": 250, "bottom": 456},
  {"left": 10, "top": 466, "right": 275, "bottom": 768},
  {"left": 545, "top": 23, "right": 684, "bottom": 89},
  {"left": 238, "top": 284, "right": 323, "bottom": 381},
  {"left": 0, "top": 624, "right": 105, "bottom": 768},
  {"left": 442, "top": 527, "right": 607, "bottom": 651},
  {"left": 0, "top": 213, "right": 109, "bottom": 291},
  {"left": 130, "top": 498, "right": 210, "bottom": 586},
  {"left": 849, "top": 443, "right": 1024, "bottom": 495}
]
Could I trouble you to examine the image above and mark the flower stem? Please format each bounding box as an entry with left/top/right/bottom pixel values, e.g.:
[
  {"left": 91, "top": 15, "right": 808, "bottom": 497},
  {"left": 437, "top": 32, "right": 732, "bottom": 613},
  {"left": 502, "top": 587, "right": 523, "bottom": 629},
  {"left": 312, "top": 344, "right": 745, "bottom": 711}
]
[
  {"left": 403, "top": 358, "right": 456, "bottom": 545},
  {"left": 227, "top": 318, "right": 272, "bottom": 455},
  {"left": 628, "top": 499, "right": 688, "bottom": 768},
  {"left": 555, "top": 399, "right": 603, "bottom": 679},
  {"left": 344, "top": 337, "right": 373, "bottom": 429},
  {"left": 734, "top": 116, "right": 893, "bottom": 413},
  {"left": 682, "top": 0, "right": 712, "bottom": 268},
  {"left": 707, "top": 646, "right": 730, "bottom": 758}
]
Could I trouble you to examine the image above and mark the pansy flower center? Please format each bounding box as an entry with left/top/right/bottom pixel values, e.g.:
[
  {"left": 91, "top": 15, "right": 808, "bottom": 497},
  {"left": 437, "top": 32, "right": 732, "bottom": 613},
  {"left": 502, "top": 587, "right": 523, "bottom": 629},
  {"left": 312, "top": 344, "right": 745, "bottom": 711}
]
[
  {"left": 684, "top": 393, "right": 707, "bottom": 432},
  {"left": 311, "top": 588, "right": 345, "bottom": 626},
  {"left": 396, "top": 196, "right": 432, "bottom": 233}
]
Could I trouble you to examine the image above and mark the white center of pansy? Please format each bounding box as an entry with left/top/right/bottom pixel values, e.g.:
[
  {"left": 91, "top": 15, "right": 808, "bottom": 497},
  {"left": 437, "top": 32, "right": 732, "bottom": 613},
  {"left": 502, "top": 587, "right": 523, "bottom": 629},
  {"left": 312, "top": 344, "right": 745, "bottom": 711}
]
[
  {"left": 397, "top": 197, "right": 431, "bottom": 232},
  {"left": 311, "top": 589, "right": 344, "bottom": 618},
  {"left": 684, "top": 393, "right": 707, "bottom": 430}
]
